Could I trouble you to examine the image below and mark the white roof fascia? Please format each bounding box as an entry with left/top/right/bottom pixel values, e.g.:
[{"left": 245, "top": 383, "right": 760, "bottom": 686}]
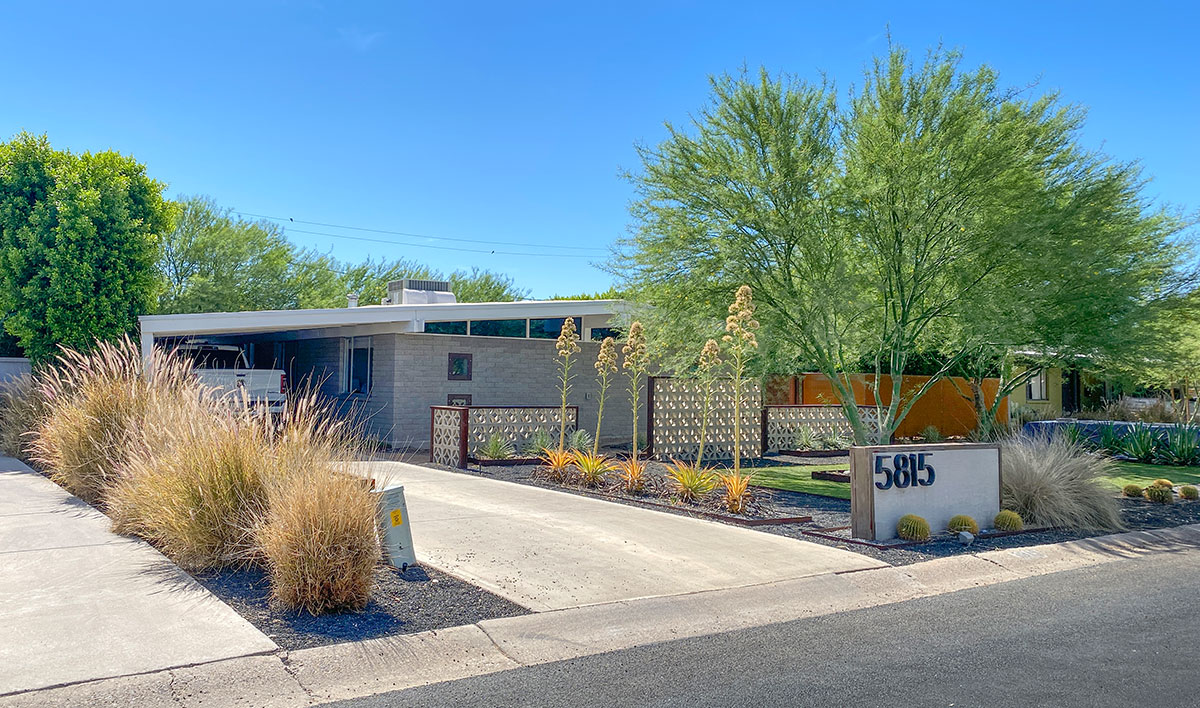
[{"left": 139, "top": 300, "right": 626, "bottom": 339}]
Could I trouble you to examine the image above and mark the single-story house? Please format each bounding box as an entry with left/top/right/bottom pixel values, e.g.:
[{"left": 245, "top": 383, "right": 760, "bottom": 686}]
[{"left": 138, "top": 280, "right": 642, "bottom": 450}]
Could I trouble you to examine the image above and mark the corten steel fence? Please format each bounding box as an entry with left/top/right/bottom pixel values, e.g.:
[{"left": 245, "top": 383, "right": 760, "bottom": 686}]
[
  {"left": 761, "top": 404, "right": 881, "bottom": 452},
  {"left": 430, "top": 405, "right": 578, "bottom": 468},
  {"left": 646, "top": 376, "right": 762, "bottom": 461}
]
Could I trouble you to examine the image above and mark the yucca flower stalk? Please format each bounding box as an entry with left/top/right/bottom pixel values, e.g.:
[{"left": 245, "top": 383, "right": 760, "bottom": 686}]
[
  {"left": 592, "top": 336, "right": 617, "bottom": 455},
  {"left": 622, "top": 321, "right": 650, "bottom": 463},
  {"left": 723, "top": 285, "right": 759, "bottom": 475},
  {"left": 694, "top": 338, "right": 722, "bottom": 469},
  {"left": 555, "top": 317, "right": 581, "bottom": 451}
]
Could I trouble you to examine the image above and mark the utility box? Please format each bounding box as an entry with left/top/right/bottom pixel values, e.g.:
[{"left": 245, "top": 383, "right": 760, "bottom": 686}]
[{"left": 376, "top": 485, "right": 417, "bottom": 570}]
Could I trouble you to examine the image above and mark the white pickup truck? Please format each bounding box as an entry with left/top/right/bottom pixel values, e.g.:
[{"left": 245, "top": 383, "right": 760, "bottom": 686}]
[{"left": 180, "top": 344, "right": 287, "bottom": 413}]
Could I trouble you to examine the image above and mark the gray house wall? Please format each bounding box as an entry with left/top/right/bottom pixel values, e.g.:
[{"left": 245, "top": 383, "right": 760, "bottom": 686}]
[{"left": 286, "top": 332, "right": 646, "bottom": 450}]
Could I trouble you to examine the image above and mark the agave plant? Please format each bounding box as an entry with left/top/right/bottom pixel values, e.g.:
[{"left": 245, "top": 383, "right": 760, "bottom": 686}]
[
  {"left": 792, "top": 426, "right": 818, "bottom": 451},
  {"left": 476, "top": 433, "right": 515, "bottom": 460},
  {"left": 1055, "top": 423, "right": 1092, "bottom": 449},
  {"left": 572, "top": 450, "right": 613, "bottom": 487},
  {"left": 1156, "top": 424, "right": 1200, "bottom": 466},
  {"left": 567, "top": 428, "right": 594, "bottom": 453},
  {"left": 1121, "top": 424, "right": 1159, "bottom": 463},
  {"left": 1097, "top": 423, "right": 1125, "bottom": 456},
  {"left": 666, "top": 459, "right": 716, "bottom": 504},
  {"left": 717, "top": 470, "right": 755, "bottom": 515},
  {"left": 537, "top": 447, "right": 576, "bottom": 484},
  {"left": 614, "top": 457, "right": 648, "bottom": 495},
  {"left": 522, "top": 428, "right": 555, "bottom": 457}
]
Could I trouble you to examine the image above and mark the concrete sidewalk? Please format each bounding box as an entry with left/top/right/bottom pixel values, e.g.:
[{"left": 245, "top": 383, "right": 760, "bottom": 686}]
[
  {"left": 365, "top": 461, "right": 885, "bottom": 611},
  {"left": 0, "top": 458, "right": 276, "bottom": 697}
]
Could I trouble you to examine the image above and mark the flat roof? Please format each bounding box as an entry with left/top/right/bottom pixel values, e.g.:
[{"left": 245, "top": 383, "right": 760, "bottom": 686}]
[{"left": 139, "top": 299, "right": 626, "bottom": 337}]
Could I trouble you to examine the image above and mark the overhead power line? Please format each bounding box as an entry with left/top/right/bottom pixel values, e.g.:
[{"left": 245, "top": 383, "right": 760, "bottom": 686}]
[
  {"left": 234, "top": 211, "right": 608, "bottom": 254},
  {"left": 281, "top": 227, "right": 596, "bottom": 259}
]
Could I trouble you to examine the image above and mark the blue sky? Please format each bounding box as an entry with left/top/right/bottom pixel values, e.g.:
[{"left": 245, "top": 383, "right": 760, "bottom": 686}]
[{"left": 3, "top": 1, "right": 1196, "bottom": 298}]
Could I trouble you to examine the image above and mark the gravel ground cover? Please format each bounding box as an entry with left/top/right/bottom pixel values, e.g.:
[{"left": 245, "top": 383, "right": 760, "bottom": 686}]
[
  {"left": 418, "top": 453, "right": 1200, "bottom": 567},
  {"left": 194, "top": 564, "right": 529, "bottom": 650}
]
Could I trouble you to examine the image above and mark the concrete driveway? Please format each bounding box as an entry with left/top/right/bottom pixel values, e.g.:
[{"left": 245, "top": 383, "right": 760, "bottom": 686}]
[
  {"left": 369, "top": 462, "right": 885, "bottom": 612},
  {"left": 0, "top": 458, "right": 275, "bottom": 697}
]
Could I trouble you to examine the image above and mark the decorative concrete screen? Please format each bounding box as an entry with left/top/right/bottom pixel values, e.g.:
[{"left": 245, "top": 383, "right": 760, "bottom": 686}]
[
  {"left": 763, "top": 405, "right": 882, "bottom": 451},
  {"left": 465, "top": 406, "right": 577, "bottom": 456},
  {"left": 648, "top": 376, "right": 762, "bottom": 461},
  {"left": 430, "top": 405, "right": 578, "bottom": 468},
  {"left": 849, "top": 443, "right": 1001, "bottom": 541}
]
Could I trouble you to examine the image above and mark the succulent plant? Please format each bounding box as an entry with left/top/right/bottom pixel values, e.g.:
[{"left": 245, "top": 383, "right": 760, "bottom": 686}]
[
  {"left": 1153, "top": 478, "right": 1174, "bottom": 488},
  {"left": 1144, "top": 484, "right": 1174, "bottom": 504},
  {"left": 1180, "top": 485, "right": 1199, "bottom": 501},
  {"left": 896, "top": 514, "right": 931, "bottom": 542},
  {"left": 993, "top": 510, "right": 1024, "bottom": 532},
  {"left": 947, "top": 514, "right": 979, "bottom": 535},
  {"left": 1122, "top": 483, "right": 1146, "bottom": 498}
]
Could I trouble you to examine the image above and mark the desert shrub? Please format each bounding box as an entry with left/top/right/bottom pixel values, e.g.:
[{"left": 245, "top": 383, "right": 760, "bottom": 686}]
[
  {"left": 1136, "top": 398, "right": 1181, "bottom": 424},
  {"left": 572, "top": 450, "right": 613, "bottom": 487},
  {"left": 477, "top": 433, "right": 515, "bottom": 460},
  {"left": 1011, "top": 404, "right": 1047, "bottom": 427},
  {"left": 257, "top": 464, "right": 379, "bottom": 614},
  {"left": 920, "top": 425, "right": 944, "bottom": 443},
  {"left": 522, "top": 429, "right": 554, "bottom": 457},
  {"left": 717, "top": 470, "right": 755, "bottom": 515},
  {"left": 1155, "top": 425, "right": 1200, "bottom": 466},
  {"left": 1097, "top": 423, "right": 1125, "bottom": 456},
  {"left": 567, "top": 428, "right": 593, "bottom": 452},
  {"left": 947, "top": 514, "right": 979, "bottom": 535},
  {"left": 999, "top": 435, "right": 1123, "bottom": 531},
  {"left": 993, "top": 510, "right": 1024, "bottom": 531},
  {"left": 896, "top": 514, "right": 931, "bottom": 541},
  {"left": 1120, "top": 424, "right": 1159, "bottom": 463},
  {"left": 0, "top": 374, "right": 45, "bottom": 459},
  {"left": 1144, "top": 484, "right": 1174, "bottom": 504},
  {"left": 614, "top": 457, "right": 647, "bottom": 495},
  {"left": 30, "top": 337, "right": 195, "bottom": 506},
  {"left": 1180, "top": 485, "right": 1199, "bottom": 500},
  {"left": 666, "top": 459, "right": 716, "bottom": 503},
  {"left": 1122, "top": 483, "right": 1146, "bottom": 498},
  {"left": 536, "top": 447, "right": 575, "bottom": 484}
]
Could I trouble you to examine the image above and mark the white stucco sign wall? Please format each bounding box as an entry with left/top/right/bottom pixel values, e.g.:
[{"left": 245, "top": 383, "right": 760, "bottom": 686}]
[{"left": 850, "top": 443, "right": 1001, "bottom": 541}]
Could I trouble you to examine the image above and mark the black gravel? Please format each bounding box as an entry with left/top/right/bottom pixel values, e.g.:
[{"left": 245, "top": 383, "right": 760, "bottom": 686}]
[
  {"left": 418, "top": 456, "right": 1200, "bottom": 567},
  {"left": 193, "top": 564, "right": 529, "bottom": 651}
]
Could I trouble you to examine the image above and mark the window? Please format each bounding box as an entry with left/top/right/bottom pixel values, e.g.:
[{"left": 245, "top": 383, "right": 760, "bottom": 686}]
[
  {"left": 342, "top": 336, "right": 372, "bottom": 394},
  {"left": 529, "top": 317, "right": 581, "bottom": 339},
  {"left": 590, "top": 326, "right": 622, "bottom": 342},
  {"left": 448, "top": 353, "right": 472, "bottom": 381},
  {"left": 469, "top": 319, "right": 526, "bottom": 337},
  {"left": 1026, "top": 370, "right": 1048, "bottom": 401},
  {"left": 425, "top": 320, "right": 467, "bottom": 335}
]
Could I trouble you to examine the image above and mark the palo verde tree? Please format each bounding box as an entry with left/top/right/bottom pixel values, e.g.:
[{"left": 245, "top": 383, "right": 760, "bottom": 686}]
[
  {"left": 0, "top": 133, "right": 169, "bottom": 362},
  {"left": 613, "top": 43, "right": 1191, "bottom": 443}
]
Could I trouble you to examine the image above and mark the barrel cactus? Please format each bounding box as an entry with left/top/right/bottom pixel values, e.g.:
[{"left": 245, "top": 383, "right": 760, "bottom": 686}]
[
  {"left": 1153, "top": 478, "right": 1174, "bottom": 488},
  {"left": 947, "top": 514, "right": 979, "bottom": 535},
  {"left": 896, "top": 514, "right": 931, "bottom": 542},
  {"left": 993, "top": 510, "right": 1024, "bottom": 532},
  {"left": 1180, "top": 485, "right": 1199, "bottom": 501},
  {"left": 1122, "top": 483, "right": 1146, "bottom": 498},
  {"left": 1144, "top": 484, "right": 1174, "bottom": 504}
]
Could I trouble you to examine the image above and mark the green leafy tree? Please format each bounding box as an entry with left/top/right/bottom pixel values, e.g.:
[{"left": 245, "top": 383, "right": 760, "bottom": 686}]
[
  {"left": 0, "top": 133, "right": 168, "bottom": 362},
  {"left": 613, "top": 45, "right": 1191, "bottom": 443},
  {"left": 158, "top": 196, "right": 302, "bottom": 313},
  {"left": 448, "top": 267, "right": 530, "bottom": 302}
]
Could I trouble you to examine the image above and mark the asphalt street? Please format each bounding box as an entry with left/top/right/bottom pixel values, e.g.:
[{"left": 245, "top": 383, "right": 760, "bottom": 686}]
[{"left": 321, "top": 548, "right": 1200, "bottom": 707}]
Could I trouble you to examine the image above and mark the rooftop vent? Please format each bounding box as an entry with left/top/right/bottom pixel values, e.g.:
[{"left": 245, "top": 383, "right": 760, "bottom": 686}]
[{"left": 387, "top": 278, "right": 456, "bottom": 305}]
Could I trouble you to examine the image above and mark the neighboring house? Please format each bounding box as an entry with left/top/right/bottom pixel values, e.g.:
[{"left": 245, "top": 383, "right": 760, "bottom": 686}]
[
  {"left": 138, "top": 280, "right": 641, "bottom": 450},
  {"left": 0, "top": 356, "right": 30, "bottom": 383}
]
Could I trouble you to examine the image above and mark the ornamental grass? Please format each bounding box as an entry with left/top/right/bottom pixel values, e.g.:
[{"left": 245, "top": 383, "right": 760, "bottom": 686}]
[{"left": 999, "top": 435, "right": 1123, "bottom": 531}]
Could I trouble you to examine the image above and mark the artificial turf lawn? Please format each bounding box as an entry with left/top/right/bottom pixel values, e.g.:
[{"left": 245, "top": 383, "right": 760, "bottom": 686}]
[
  {"left": 1105, "top": 461, "right": 1200, "bottom": 490},
  {"left": 749, "top": 462, "right": 851, "bottom": 499}
]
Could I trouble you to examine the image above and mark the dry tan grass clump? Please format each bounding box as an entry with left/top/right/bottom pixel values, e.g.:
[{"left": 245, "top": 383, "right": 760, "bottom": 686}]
[
  {"left": 0, "top": 374, "right": 45, "bottom": 459},
  {"left": 28, "top": 337, "right": 195, "bottom": 506},
  {"left": 1000, "top": 435, "right": 1124, "bottom": 531}
]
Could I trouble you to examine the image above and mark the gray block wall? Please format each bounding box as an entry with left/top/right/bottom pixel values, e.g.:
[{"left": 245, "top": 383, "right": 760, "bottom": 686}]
[
  {"left": 389, "top": 333, "right": 646, "bottom": 451},
  {"left": 290, "top": 335, "right": 397, "bottom": 445}
]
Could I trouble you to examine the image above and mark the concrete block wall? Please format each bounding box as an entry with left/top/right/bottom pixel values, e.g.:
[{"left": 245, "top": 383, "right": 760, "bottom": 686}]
[
  {"left": 290, "top": 335, "right": 397, "bottom": 445},
  {"left": 389, "top": 333, "right": 646, "bottom": 450}
]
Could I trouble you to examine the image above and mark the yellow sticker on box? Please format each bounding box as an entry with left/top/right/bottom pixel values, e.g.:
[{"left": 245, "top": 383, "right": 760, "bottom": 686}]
[{"left": 389, "top": 509, "right": 403, "bottom": 527}]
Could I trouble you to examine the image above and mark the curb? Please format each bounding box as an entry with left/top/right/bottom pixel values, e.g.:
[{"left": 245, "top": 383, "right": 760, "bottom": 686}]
[{"left": 5, "top": 523, "right": 1198, "bottom": 707}]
